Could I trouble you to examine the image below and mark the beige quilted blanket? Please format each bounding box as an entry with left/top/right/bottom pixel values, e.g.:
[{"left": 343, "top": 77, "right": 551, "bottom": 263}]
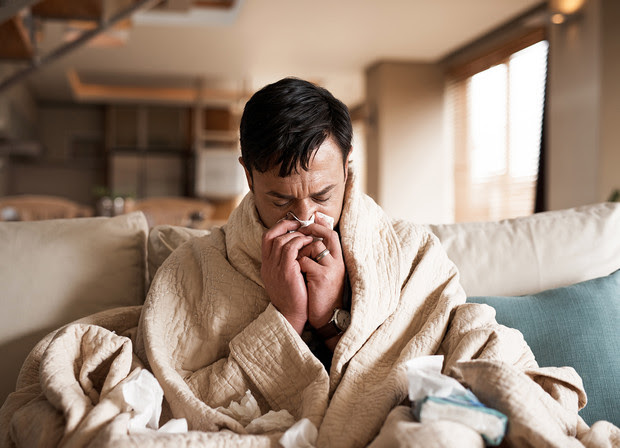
[{"left": 1, "top": 171, "right": 618, "bottom": 447}]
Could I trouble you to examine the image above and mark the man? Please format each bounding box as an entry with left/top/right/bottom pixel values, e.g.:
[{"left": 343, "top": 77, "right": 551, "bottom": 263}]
[
  {"left": 137, "top": 77, "right": 592, "bottom": 447},
  {"left": 139, "top": 77, "right": 611, "bottom": 447},
  {"left": 2, "top": 78, "right": 611, "bottom": 448},
  {"left": 140, "top": 78, "right": 484, "bottom": 445},
  {"left": 238, "top": 77, "right": 353, "bottom": 357}
]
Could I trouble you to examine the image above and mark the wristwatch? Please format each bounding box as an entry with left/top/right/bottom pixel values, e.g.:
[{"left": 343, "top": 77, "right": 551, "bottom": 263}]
[{"left": 315, "top": 308, "right": 351, "bottom": 340}]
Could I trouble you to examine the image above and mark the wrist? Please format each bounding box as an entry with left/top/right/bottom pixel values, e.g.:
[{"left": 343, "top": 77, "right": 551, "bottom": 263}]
[
  {"left": 313, "top": 308, "right": 350, "bottom": 341},
  {"left": 309, "top": 299, "right": 343, "bottom": 329},
  {"left": 283, "top": 313, "right": 307, "bottom": 335}
]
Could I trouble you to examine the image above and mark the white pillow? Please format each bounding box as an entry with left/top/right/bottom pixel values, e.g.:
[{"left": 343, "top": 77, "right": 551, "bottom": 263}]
[{"left": 428, "top": 202, "right": 620, "bottom": 296}]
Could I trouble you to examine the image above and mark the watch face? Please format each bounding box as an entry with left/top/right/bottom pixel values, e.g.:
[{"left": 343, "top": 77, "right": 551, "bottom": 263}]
[{"left": 335, "top": 309, "right": 351, "bottom": 331}]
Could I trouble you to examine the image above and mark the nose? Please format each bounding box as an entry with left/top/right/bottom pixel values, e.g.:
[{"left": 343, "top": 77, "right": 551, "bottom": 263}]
[{"left": 292, "top": 200, "right": 315, "bottom": 222}]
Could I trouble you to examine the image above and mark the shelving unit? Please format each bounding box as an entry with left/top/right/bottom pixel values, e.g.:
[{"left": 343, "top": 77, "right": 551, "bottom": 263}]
[
  {"left": 192, "top": 103, "right": 246, "bottom": 201},
  {"left": 105, "top": 104, "right": 191, "bottom": 198},
  {"left": 194, "top": 105, "right": 239, "bottom": 148},
  {"left": 104, "top": 102, "right": 245, "bottom": 203}
]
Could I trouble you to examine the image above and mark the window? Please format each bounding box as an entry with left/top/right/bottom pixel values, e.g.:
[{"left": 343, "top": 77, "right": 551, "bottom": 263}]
[{"left": 449, "top": 35, "right": 548, "bottom": 222}]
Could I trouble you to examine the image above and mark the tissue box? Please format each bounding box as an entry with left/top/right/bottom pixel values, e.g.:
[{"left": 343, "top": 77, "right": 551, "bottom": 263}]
[{"left": 412, "top": 392, "right": 507, "bottom": 446}]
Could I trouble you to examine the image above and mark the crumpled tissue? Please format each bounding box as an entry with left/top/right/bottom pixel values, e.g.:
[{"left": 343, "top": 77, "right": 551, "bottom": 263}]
[
  {"left": 286, "top": 212, "right": 334, "bottom": 230},
  {"left": 122, "top": 369, "right": 188, "bottom": 434},
  {"left": 279, "top": 418, "right": 318, "bottom": 448},
  {"left": 406, "top": 355, "right": 507, "bottom": 446},
  {"left": 406, "top": 355, "right": 467, "bottom": 401},
  {"left": 217, "top": 390, "right": 297, "bottom": 434}
]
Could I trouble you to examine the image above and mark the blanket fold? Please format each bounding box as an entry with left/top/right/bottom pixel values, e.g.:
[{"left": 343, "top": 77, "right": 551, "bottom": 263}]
[{"left": 1, "top": 168, "right": 618, "bottom": 447}]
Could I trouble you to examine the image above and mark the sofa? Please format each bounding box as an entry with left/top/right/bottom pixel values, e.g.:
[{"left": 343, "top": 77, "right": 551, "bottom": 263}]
[
  {"left": 1, "top": 202, "right": 618, "bottom": 428},
  {"left": 0, "top": 195, "right": 94, "bottom": 221}
]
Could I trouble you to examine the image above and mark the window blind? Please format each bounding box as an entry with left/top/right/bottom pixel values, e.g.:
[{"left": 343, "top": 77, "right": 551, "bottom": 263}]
[{"left": 449, "top": 38, "right": 548, "bottom": 223}]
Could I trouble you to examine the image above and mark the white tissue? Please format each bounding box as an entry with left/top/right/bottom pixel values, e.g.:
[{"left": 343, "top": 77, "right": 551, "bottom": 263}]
[
  {"left": 216, "top": 390, "right": 262, "bottom": 427},
  {"left": 286, "top": 212, "right": 334, "bottom": 230},
  {"left": 218, "top": 390, "right": 297, "bottom": 434},
  {"left": 246, "top": 410, "right": 296, "bottom": 434},
  {"left": 279, "top": 418, "right": 318, "bottom": 448},
  {"left": 158, "top": 418, "right": 189, "bottom": 433},
  {"left": 407, "top": 356, "right": 508, "bottom": 445},
  {"left": 121, "top": 369, "right": 188, "bottom": 434},
  {"left": 315, "top": 211, "right": 334, "bottom": 230},
  {"left": 405, "top": 355, "right": 469, "bottom": 401},
  {"left": 287, "top": 212, "right": 314, "bottom": 227},
  {"left": 122, "top": 369, "right": 163, "bottom": 431}
]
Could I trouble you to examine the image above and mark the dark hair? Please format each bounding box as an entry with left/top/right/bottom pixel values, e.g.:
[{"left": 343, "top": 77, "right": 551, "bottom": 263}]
[{"left": 240, "top": 77, "right": 352, "bottom": 177}]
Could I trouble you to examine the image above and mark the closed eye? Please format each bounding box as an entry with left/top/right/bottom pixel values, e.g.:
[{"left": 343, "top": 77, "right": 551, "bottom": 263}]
[
  {"left": 274, "top": 200, "right": 292, "bottom": 207},
  {"left": 312, "top": 196, "right": 330, "bottom": 203}
]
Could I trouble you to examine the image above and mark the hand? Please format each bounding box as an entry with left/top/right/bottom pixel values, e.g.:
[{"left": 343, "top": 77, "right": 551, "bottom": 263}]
[
  {"left": 261, "top": 219, "right": 314, "bottom": 334},
  {"left": 297, "top": 214, "right": 346, "bottom": 330}
]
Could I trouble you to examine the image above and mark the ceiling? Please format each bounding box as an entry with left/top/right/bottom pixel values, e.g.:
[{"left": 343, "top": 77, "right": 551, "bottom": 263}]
[{"left": 8, "top": 0, "right": 545, "bottom": 106}]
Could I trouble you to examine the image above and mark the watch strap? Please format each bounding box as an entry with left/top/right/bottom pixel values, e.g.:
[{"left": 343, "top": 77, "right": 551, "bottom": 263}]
[
  {"left": 315, "top": 319, "right": 342, "bottom": 340},
  {"left": 315, "top": 308, "right": 348, "bottom": 340}
]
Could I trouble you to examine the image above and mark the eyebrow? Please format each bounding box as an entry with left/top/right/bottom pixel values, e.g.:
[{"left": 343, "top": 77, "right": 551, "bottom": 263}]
[{"left": 266, "top": 184, "right": 336, "bottom": 200}]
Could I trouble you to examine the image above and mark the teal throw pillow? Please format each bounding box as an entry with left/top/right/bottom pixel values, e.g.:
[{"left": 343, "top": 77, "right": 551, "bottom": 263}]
[{"left": 467, "top": 269, "right": 620, "bottom": 427}]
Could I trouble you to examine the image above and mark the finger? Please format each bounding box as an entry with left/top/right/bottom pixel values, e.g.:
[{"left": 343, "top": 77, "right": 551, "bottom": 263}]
[
  {"left": 297, "top": 224, "right": 341, "bottom": 257},
  {"left": 298, "top": 255, "right": 316, "bottom": 273},
  {"left": 297, "top": 240, "right": 327, "bottom": 260},
  {"left": 262, "top": 219, "right": 302, "bottom": 259},
  {"left": 280, "top": 235, "right": 314, "bottom": 266},
  {"left": 270, "top": 232, "right": 313, "bottom": 263},
  {"left": 313, "top": 247, "right": 331, "bottom": 264},
  {"left": 298, "top": 250, "right": 331, "bottom": 271}
]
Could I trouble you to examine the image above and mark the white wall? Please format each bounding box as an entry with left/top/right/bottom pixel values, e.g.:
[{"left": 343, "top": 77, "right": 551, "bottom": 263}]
[
  {"left": 365, "top": 62, "right": 452, "bottom": 224},
  {"left": 547, "top": 0, "right": 620, "bottom": 209}
]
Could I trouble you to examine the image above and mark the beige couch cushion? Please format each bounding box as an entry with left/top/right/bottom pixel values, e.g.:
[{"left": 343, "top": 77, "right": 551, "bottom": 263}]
[
  {"left": 0, "top": 212, "right": 149, "bottom": 403},
  {"left": 428, "top": 202, "right": 620, "bottom": 297}
]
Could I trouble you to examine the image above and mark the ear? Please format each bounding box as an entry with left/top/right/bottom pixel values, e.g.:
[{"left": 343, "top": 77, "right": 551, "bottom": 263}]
[
  {"left": 239, "top": 157, "right": 253, "bottom": 192},
  {"left": 344, "top": 147, "right": 353, "bottom": 181}
]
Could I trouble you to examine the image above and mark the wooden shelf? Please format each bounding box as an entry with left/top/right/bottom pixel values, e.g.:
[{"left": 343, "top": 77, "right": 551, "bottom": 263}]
[
  {"left": 199, "top": 130, "right": 238, "bottom": 143},
  {"left": 105, "top": 104, "right": 192, "bottom": 198}
]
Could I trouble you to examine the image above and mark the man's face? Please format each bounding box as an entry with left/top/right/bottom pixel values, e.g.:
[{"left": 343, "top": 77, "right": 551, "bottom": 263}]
[{"left": 241, "top": 137, "right": 350, "bottom": 229}]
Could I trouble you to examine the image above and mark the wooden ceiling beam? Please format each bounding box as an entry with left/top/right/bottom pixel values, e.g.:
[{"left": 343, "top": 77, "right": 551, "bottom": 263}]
[
  {"left": 31, "top": 0, "right": 137, "bottom": 21},
  {"left": 0, "top": 0, "right": 163, "bottom": 94},
  {"left": 0, "top": 17, "right": 33, "bottom": 60},
  {"left": 67, "top": 69, "right": 246, "bottom": 105},
  {"left": 193, "top": 0, "right": 235, "bottom": 9},
  {"left": 31, "top": 0, "right": 104, "bottom": 21}
]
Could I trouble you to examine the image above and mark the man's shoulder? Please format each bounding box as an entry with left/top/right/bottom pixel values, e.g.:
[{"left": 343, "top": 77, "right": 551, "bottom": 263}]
[
  {"left": 150, "top": 225, "right": 226, "bottom": 272},
  {"left": 391, "top": 218, "right": 436, "bottom": 244}
]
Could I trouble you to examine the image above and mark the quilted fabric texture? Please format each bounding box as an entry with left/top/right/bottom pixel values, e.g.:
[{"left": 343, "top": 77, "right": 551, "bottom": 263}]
[
  {"left": 147, "top": 224, "right": 210, "bottom": 284},
  {"left": 138, "top": 170, "right": 479, "bottom": 445},
  {"left": 468, "top": 270, "right": 620, "bottom": 426}
]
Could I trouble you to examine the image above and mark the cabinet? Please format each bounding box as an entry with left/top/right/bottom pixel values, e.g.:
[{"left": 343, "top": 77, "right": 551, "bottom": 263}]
[
  {"left": 196, "top": 106, "right": 239, "bottom": 149},
  {"left": 106, "top": 105, "right": 191, "bottom": 198},
  {"left": 105, "top": 103, "right": 245, "bottom": 201},
  {"left": 193, "top": 105, "right": 247, "bottom": 199}
]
